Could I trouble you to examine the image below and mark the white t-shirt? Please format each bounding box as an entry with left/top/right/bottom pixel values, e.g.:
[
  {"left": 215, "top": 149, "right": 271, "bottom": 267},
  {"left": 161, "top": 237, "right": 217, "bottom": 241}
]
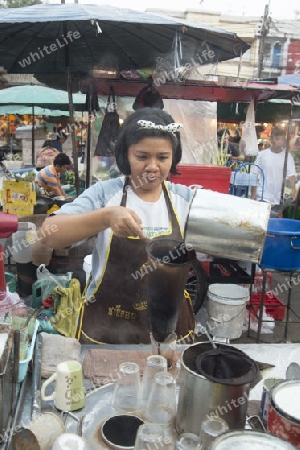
[
  {"left": 253, "top": 148, "right": 296, "bottom": 205},
  {"left": 55, "top": 177, "right": 194, "bottom": 298}
]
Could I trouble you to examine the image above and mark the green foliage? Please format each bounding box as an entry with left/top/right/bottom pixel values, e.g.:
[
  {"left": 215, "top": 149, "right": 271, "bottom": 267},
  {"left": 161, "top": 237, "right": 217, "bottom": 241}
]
[
  {"left": 64, "top": 170, "right": 75, "bottom": 186},
  {"left": 0, "top": 0, "right": 41, "bottom": 8}
]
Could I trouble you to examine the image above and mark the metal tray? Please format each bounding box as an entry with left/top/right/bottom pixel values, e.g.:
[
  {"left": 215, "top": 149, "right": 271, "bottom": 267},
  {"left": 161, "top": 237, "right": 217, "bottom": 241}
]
[{"left": 64, "top": 383, "right": 116, "bottom": 450}]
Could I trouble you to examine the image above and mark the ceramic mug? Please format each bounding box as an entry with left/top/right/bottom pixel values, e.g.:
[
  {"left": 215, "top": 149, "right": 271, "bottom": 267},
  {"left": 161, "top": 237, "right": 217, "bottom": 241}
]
[{"left": 41, "top": 360, "right": 85, "bottom": 411}]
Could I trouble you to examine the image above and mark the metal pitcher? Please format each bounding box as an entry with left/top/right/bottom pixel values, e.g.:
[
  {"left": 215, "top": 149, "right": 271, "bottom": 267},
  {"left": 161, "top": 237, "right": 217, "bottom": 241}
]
[{"left": 184, "top": 189, "right": 271, "bottom": 263}]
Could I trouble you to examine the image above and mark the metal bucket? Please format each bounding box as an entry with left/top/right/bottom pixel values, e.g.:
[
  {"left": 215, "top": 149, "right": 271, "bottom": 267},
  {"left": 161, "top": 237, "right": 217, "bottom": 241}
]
[
  {"left": 184, "top": 189, "right": 271, "bottom": 263},
  {"left": 175, "top": 342, "right": 259, "bottom": 435}
]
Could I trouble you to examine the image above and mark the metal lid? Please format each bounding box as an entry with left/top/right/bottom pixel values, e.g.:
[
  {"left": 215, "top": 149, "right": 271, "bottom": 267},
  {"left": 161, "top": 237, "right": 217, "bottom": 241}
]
[
  {"left": 210, "top": 430, "right": 298, "bottom": 449},
  {"left": 270, "top": 380, "right": 300, "bottom": 424}
]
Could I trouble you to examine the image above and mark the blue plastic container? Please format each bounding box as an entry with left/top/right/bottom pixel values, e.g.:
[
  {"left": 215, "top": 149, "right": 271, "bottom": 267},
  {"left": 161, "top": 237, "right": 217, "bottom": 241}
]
[{"left": 260, "top": 218, "right": 300, "bottom": 271}]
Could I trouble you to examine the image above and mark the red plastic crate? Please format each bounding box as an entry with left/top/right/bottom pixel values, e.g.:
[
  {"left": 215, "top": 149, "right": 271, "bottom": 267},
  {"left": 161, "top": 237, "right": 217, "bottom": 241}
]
[
  {"left": 247, "top": 292, "right": 286, "bottom": 321},
  {"left": 169, "top": 165, "right": 232, "bottom": 194}
]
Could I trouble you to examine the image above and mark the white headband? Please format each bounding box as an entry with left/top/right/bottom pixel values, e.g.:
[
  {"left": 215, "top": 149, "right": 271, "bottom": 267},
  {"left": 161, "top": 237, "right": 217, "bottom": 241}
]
[{"left": 137, "top": 120, "right": 183, "bottom": 136}]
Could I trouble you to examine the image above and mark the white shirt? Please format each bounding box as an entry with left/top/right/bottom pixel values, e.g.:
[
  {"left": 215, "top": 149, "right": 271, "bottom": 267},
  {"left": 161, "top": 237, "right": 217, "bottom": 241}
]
[
  {"left": 253, "top": 148, "right": 296, "bottom": 205},
  {"left": 55, "top": 177, "right": 194, "bottom": 298}
]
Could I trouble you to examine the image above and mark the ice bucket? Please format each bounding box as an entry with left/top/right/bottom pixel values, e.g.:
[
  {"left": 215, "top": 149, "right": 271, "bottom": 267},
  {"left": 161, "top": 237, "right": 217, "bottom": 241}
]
[{"left": 184, "top": 189, "right": 271, "bottom": 263}]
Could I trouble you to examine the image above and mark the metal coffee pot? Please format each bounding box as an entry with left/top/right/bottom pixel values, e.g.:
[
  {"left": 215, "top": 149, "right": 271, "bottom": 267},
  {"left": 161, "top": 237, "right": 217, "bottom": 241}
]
[
  {"left": 176, "top": 342, "right": 259, "bottom": 435},
  {"left": 184, "top": 189, "right": 271, "bottom": 263}
]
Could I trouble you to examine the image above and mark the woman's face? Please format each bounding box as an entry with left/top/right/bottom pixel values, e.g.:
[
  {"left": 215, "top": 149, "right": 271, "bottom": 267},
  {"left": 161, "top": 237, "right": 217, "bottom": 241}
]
[{"left": 127, "top": 137, "right": 173, "bottom": 195}]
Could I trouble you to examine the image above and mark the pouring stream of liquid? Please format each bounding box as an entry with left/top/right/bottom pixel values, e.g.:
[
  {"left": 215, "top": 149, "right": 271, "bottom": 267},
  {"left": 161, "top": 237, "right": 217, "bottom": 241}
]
[{"left": 196, "top": 324, "right": 217, "bottom": 350}]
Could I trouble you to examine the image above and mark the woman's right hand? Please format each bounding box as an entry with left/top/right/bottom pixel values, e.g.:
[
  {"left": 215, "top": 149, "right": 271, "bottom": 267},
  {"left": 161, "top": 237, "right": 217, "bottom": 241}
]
[{"left": 104, "top": 206, "right": 145, "bottom": 239}]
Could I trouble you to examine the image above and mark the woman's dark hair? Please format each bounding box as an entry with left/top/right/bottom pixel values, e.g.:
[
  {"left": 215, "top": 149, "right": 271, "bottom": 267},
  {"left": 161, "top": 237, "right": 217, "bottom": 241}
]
[
  {"left": 56, "top": 127, "right": 68, "bottom": 140},
  {"left": 115, "top": 107, "right": 182, "bottom": 175},
  {"left": 53, "top": 152, "right": 71, "bottom": 167}
]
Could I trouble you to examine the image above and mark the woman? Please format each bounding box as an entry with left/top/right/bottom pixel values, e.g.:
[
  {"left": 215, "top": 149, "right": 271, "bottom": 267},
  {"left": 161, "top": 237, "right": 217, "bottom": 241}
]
[
  {"left": 35, "top": 152, "right": 71, "bottom": 199},
  {"left": 40, "top": 108, "right": 196, "bottom": 345}
]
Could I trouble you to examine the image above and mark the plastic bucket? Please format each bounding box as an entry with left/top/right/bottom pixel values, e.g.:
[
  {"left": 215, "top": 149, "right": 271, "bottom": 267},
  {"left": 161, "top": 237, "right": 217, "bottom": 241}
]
[
  {"left": 207, "top": 284, "right": 249, "bottom": 339},
  {"left": 11, "top": 222, "right": 36, "bottom": 264},
  {"left": 260, "top": 218, "right": 300, "bottom": 271},
  {"left": 83, "top": 254, "right": 92, "bottom": 282}
]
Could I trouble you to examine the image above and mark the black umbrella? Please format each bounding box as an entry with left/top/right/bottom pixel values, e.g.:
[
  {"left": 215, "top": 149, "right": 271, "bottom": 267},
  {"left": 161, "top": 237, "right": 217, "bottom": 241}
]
[
  {"left": 0, "top": 3, "right": 250, "bottom": 190},
  {"left": 0, "top": 4, "right": 249, "bottom": 74}
]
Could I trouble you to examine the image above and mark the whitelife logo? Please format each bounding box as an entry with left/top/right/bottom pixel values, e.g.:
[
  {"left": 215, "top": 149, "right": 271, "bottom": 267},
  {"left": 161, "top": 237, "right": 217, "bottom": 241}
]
[{"left": 18, "top": 31, "right": 81, "bottom": 68}]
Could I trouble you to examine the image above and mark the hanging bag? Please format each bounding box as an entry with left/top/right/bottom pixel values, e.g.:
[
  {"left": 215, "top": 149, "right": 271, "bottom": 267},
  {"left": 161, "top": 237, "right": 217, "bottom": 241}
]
[
  {"left": 94, "top": 87, "right": 120, "bottom": 157},
  {"left": 132, "top": 84, "right": 164, "bottom": 110}
]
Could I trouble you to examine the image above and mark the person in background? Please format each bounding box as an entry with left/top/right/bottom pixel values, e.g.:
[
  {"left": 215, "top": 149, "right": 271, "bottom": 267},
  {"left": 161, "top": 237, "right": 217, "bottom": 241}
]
[
  {"left": 35, "top": 152, "right": 71, "bottom": 199},
  {"left": 251, "top": 127, "right": 297, "bottom": 211},
  {"left": 43, "top": 126, "right": 68, "bottom": 152},
  {"left": 294, "top": 131, "right": 300, "bottom": 149},
  {"left": 217, "top": 129, "right": 245, "bottom": 162},
  {"left": 39, "top": 107, "right": 196, "bottom": 345}
]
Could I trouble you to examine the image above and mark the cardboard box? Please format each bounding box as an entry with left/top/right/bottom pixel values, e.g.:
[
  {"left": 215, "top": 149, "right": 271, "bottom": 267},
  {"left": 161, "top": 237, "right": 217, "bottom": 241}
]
[
  {"left": 2, "top": 203, "right": 35, "bottom": 216},
  {"left": 3, "top": 180, "right": 36, "bottom": 217}
]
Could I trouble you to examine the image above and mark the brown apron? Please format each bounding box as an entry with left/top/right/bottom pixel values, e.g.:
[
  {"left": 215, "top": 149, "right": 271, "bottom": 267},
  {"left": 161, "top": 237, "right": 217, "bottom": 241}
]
[{"left": 78, "top": 181, "right": 195, "bottom": 345}]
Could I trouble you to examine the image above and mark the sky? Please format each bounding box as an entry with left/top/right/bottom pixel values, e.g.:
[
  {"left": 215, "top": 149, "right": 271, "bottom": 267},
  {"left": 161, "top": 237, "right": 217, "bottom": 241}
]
[{"left": 72, "top": 0, "right": 300, "bottom": 20}]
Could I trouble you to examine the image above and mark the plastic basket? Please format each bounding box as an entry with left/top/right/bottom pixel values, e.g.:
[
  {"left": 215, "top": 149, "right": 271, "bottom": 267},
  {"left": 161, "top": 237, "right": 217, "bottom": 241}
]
[
  {"left": 18, "top": 320, "right": 40, "bottom": 383},
  {"left": 247, "top": 293, "right": 286, "bottom": 321}
]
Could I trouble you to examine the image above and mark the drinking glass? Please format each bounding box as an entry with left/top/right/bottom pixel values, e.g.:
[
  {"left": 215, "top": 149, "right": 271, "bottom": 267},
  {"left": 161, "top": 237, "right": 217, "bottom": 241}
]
[
  {"left": 176, "top": 433, "right": 202, "bottom": 450},
  {"left": 141, "top": 355, "right": 168, "bottom": 408},
  {"left": 199, "top": 417, "right": 229, "bottom": 450},
  {"left": 145, "top": 372, "right": 176, "bottom": 424},
  {"left": 150, "top": 331, "right": 177, "bottom": 369},
  {"left": 134, "top": 423, "right": 165, "bottom": 450},
  {"left": 112, "top": 362, "right": 141, "bottom": 413}
]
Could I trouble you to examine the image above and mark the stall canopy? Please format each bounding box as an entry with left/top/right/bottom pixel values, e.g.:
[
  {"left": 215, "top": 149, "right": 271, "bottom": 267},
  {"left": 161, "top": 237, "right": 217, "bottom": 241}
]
[
  {"left": 218, "top": 99, "right": 300, "bottom": 123},
  {"left": 0, "top": 85, "right": 89, "bottom": 164},
  {"left": 81, "top": 78, "right": 300, "bottom": 103},
  {"left": 0, "top": 105, "right": 70, "bottom": 117}
]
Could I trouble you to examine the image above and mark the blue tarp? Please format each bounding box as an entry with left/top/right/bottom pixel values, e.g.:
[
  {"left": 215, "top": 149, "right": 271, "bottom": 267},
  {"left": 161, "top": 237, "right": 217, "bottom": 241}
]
[{"left": 278, "top": 74, "right": 300, "bottom": 88}]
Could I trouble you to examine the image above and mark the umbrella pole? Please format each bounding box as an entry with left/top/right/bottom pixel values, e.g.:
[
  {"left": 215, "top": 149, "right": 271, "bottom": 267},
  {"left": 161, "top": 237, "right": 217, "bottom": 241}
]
[
  {"left": 32, "top": 105, "right": 35, "bottom": 166},
  {"left": 280, "top": 94, "right": 294, "bottom": 210},
  {"left": 85, "top": 85, "right": 91, "bottom": 189},
  {"left": 66, "top": 68, "right": 79, "bottom": 196}
]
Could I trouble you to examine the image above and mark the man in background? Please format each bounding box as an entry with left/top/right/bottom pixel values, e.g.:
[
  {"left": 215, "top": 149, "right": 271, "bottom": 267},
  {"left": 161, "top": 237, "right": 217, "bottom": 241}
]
[
  {"left": 251, "top": 127, "right": 296, "bottom": 212},
  {"left": 35, "top": 152, "right": 71, "bottom": 199}
]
